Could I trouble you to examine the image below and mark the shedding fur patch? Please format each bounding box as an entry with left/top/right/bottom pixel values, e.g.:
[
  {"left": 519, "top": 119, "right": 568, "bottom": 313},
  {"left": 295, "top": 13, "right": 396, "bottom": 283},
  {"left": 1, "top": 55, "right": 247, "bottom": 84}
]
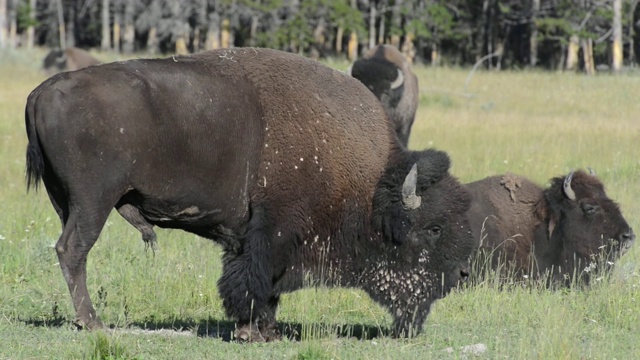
[{"left": 500, "top": 173, "right": 522, "bottom": 202}]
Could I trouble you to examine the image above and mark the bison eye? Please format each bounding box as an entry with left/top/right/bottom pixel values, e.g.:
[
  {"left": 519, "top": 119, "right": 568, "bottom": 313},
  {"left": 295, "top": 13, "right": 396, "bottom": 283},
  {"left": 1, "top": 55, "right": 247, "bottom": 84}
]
[
  {"left": 427, "top": 225, "right": 442, "bottom": 238},
  {"left": 582, "top": 204, "right": 598, "bottom": 216}
]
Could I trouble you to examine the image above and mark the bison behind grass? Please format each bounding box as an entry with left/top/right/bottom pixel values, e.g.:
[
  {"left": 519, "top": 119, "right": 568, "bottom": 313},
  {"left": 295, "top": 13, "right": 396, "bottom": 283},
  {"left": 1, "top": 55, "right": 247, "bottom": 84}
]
[
  {"left": 25, "top": 48, "right": 474, "bottom": 341},
  {"left": 466, "top": 170, "right": 635, "bottom": 286}
]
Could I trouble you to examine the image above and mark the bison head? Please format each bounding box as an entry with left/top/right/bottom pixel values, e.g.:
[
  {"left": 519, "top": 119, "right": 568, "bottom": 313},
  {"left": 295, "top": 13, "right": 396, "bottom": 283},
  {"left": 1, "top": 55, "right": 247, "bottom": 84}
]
[
  {"left": 369, "top": 149, "right": 474, "bottom": 337},
  {"left": 42, "top": 47, "right": 101, "bottom": 75},
  {"left": 346, "top": 45, "right": 419, "bottom": 147},
  {"left": 541, "top": 170, "right": 635, "bottom": 283},
  {"left": 43, "top": 48, "right": 68, "bottom": 74}
]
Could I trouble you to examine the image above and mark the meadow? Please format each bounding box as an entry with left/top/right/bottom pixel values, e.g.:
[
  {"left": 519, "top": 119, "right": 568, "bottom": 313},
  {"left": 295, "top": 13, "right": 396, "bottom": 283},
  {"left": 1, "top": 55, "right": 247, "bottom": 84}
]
[{"left": 0, "top": 48, "right": 638, "bottom": 359}]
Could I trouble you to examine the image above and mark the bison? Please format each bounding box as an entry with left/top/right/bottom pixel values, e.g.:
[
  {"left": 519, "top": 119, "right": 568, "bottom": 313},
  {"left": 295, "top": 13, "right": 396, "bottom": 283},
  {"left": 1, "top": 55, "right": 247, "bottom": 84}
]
[
  {"left": 465, "top": 170, "right": 635, "bottom": 285},
  {"left": 347, "top": 45, "right": 419, "bottom": 148},
  {"left": 25, "top": 48, "right": 474, "bottom": 340},
  {"left": 42, "top": 47, "right": 101, "bottom": 74}
]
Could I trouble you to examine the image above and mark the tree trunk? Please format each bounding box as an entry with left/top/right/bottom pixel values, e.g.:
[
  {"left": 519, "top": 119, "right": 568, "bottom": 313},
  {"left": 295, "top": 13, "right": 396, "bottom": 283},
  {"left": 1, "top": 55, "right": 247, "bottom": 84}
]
[
  {"left": 66, "top": 6, "right": 75, "bottom": 48},
  {"left": 336, "top": 26, "right": 343, "bottom": 54},
  {"left": 221, "top": 18, "right": 231, "bottom": 48},
  {"left": 401, "top": 32, "right": 415, "bottom": 64},
  {"left": 630, "top": 0, "right": 639, "bottom": 66},
  {"left": 530, "top": 0, "right": 540, "bottom": 67},
  {"left": 8, "top": 0, "right": 16, "bottom": 48},
  {"left": 566, "top": 35, "right": 580, "bottom": 71},
  {"left": 27, "top": 0, "right": 36, "bottom": 49},
  {"left": 480, "top": 0, "right": 491, "bottom": 64},
  {"left": 56, "top": 0, "right": 66, "bottom": 49},
  {"left": 249, "top": 14, "right": 258, "bottom": 47},
  {"left": 390, "top": 0, "right": 402, "bottom": 47},
  {"left": 205, "top": 12, "right": 220, "bottom": 50},
  {"left": 123, "top": 0, "right": 135, "bottom": 54},
  {"left": 348, "top": 31, "right": 358, "bottom": 60},
  {"left": 368, "top": 2, "right": 376, "bottom": 49},
  {"left": 147, "top": 26, "right": 158, "bottom": 54},
  {"left": 431, "top": 43, "right": 439, "bottom": 66},
  {"left": 113, "top": 10, "right": 120, "bottom": 52},
  {"left": 612, "top": 0, "right": 622, "bottom": 72},
  {"left": 311, "top": 17, "right": 326, "bottom": 59},
  {"left": 101, "top": 0, "right": 110, "bottom": 51},
  {"left": 378, "top": 6, "right": 385, "bottom": 45},
  {"left": 0, "top": 0, "right": 6, "bottom": 49},
  {"left": 175, "top": 35, "right": 188, "bottom": 54},
  {"left": 582, "top": 38, "right": 595, "bottom": 75},
  {"left": 192, "top": 0, "right": 207, "bottom": 52}
]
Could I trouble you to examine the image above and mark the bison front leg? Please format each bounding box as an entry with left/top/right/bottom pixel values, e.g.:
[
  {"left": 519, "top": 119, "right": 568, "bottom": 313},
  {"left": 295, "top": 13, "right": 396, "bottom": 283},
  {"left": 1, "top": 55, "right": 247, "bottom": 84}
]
[
  {"left": 217, "top": 206, "right": 274, "bottom": 341},
  {"left": 391, "top": 301, "right": 431, "bottom": 338},
  {"left": 234, "top": 295, "right": 281, "bottom": 342}
]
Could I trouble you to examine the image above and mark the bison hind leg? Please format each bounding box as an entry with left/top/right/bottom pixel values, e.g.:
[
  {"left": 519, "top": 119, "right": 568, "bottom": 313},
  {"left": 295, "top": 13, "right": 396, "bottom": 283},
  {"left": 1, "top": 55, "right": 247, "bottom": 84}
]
[
  {"left": 116, "top": 204, "right": 158, "bottom": 253},
  {"left": 218, "top": 205, "right": 273, "bottom": 330}
]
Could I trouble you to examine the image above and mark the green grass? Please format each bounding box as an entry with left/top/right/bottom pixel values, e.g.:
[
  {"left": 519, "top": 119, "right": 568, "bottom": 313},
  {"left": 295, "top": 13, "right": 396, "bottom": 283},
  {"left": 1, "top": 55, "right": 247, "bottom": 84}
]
[{"left": 1, "top": 47, "right": 639, "bottom": 358}]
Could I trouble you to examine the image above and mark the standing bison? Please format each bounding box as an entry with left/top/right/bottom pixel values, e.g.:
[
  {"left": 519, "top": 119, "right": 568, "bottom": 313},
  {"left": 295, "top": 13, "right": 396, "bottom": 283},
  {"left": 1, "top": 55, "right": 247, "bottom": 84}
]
[
  {"left": 25, "top": 48, "right": 474, "bottom": 340},
  {"left": 466, "top": 170, "right": 634, "bottom": 285},
  {"left": 42, "top": 47, "right": 101, "bottom": 74},
  {"left": 347, "top": 45, "right": 419, "bottom": 148}
]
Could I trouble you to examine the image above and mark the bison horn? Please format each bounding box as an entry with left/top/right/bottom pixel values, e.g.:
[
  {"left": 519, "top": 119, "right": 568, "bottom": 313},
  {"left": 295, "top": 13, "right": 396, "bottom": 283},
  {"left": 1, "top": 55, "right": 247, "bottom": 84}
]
[
  {"left": 587, "top": 167, "right": 596, "bottom": 176},
  {"left": 390, "top": 69, "right": 405, "bottom": 89},
  {"left": 402, "top": 163, "right": 422, "bottom": 210},
  {"left": 563, "top": 171, "right": 576, "bottom": 201},
  {"left": 345, "top": 65, "right": 353, "bottom": 77}
]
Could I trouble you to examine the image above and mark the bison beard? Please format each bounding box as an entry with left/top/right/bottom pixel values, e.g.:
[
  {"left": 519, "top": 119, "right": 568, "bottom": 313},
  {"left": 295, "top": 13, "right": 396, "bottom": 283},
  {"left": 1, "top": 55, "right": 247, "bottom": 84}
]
[{"left": 25, "top": 48, "right": 473, "bottom": 341}]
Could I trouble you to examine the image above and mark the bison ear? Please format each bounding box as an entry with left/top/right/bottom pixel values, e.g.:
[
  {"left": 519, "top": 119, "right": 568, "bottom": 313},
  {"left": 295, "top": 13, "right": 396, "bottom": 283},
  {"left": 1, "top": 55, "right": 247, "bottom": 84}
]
[
  {"left": 535, "top": 199, "right": 557, "bottom": 241},
  {"left": 413, "top": 149, "right": 451, "bottom": 188},
  {"left": 402, "top": 164, "right": 422, "bottom": 210}
]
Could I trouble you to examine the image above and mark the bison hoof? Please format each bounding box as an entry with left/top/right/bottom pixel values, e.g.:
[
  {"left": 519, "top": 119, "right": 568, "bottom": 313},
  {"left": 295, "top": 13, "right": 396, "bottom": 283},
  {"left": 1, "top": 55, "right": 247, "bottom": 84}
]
[
  {"left": 235, "top": 324, "right": 281, "bottom": 343},
  {"left": 235, "top": 326, "right": 265, "bottom": 343},
  {"left": 73, "top": 317, "right": 105, "bottom": 331},
  {"left": 259, "top": 325, "right": 282, "bottom": 342}
]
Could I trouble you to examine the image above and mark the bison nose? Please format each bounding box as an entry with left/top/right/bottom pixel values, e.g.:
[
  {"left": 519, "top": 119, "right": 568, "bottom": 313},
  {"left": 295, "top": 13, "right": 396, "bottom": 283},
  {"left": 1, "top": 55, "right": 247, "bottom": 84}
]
[
  {"left": 619, "top": 228, "right": 635, "bottom": 243},
  {"left": 459, "top": 268, "right": 470, "bottom": 282}
]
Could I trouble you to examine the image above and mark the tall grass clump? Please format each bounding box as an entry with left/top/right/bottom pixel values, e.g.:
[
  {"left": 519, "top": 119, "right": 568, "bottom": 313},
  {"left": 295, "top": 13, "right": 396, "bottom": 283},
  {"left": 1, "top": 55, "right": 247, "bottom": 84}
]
[{"left": 86, "top": 331, "right": 133, "bottom": 360}]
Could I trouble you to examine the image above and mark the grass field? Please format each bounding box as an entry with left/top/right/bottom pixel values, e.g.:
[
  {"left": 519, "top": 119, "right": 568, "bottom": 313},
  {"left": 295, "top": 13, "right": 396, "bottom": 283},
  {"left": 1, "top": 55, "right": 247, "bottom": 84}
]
[{"left": 1, "top": 48, "right": 638, "bottom": 359}]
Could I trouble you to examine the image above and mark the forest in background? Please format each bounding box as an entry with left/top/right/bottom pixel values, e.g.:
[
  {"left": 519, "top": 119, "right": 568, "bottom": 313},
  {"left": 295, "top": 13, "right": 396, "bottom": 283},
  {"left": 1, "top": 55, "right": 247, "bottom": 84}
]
[{"left": 0, "top": 0, "right": 638, "bottom": 73}]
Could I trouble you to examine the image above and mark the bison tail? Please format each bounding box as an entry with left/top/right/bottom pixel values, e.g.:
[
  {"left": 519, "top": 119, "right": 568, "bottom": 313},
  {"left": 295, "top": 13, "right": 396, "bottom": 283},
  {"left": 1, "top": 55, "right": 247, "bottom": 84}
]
[{"left": 25, "top": 92, "right": 45, "bottom": 192}]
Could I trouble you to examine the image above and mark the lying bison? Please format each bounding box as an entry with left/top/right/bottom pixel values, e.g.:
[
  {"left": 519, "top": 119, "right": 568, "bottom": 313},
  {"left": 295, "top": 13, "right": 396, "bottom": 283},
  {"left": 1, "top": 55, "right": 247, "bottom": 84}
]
[
  {"left": 466, "top": 170, "right": 634, "bottom": 285},
  {"left": 42, "top": 47, "right": 101, "bottom": 74},
  {"left": 347, "top": 45, "right": 419, "bottom": 148},
  {"left": 26, "top": 48, "right": 474, "bottom": 340}
]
